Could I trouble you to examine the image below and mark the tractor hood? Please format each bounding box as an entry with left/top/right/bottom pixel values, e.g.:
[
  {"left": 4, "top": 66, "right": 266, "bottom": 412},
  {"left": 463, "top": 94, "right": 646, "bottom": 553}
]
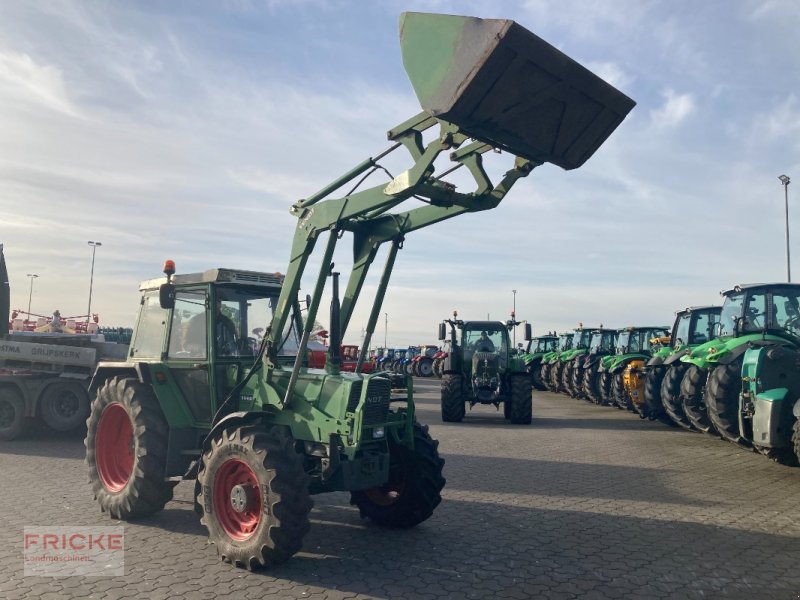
[{"left": 400, "top": 12, "right": 636, "bottom": 170}]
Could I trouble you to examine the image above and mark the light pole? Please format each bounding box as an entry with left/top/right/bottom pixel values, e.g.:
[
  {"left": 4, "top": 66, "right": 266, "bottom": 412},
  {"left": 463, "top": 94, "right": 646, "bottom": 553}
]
[
  {"left": 779, "top": 175, "right": 791, "bottom": 282},
  {"left": 512, "top": 289, "right": 517, "bottom": 347},
  {"left": 26, "top": 273, "right": 38, "bottom": 321},
  {"left": 87, "top": 241, "right": 102, "bottom": 322},
  {"left": 384, "top": 312, "right": 388, "bottom": 349}
]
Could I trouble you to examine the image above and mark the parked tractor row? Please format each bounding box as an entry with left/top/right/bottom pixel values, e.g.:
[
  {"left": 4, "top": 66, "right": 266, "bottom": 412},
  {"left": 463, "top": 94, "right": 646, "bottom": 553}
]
[{"left": 538, "top": 282, "right": 800, "bottom": 467}]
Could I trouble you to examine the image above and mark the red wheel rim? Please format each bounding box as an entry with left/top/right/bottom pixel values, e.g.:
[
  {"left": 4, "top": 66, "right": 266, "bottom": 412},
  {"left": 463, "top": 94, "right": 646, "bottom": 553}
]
[
  {"left": 95, "top": 403, "right": 134, "bottom": 492},
  {"left": 213, "top": 459, "right": 262, "bottom": 541}
]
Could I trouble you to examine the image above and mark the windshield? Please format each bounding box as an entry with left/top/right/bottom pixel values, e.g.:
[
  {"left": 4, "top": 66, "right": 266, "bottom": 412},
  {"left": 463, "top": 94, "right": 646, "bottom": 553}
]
[
  {"left": 772, "top": 288, "right": 800, "bottom": 337},
  {"left": 616, "top": 331, "right": 631, "bottom": 353},
  {"left": 673, "top": 313, "right": 691, "bottom": 348},
  {"left": 691, "top": 310, "right": 719, "bottom": 345},
  {"left": 537, "top": 338, "right": 557, "bottom": 352},
  {"left": 719, "top": 292, "right": 744, "bottom": 337},
  {"left": 572, "top": 330, "right": 590, "bottom": 349},
  {"left": 643, "top": 329, "right": 669, "bottom": 351},
  {"left": 463, "top": 327, "right": 506, "bottom": 354},
  {"left": 559, "top": 335, "right": 573, "bottom": 351}
]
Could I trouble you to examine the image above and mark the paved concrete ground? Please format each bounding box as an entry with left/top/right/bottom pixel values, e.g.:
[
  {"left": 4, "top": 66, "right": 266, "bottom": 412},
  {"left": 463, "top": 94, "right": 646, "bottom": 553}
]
[{"left": 1, "top": 379, "right": 800, "bottom": 599}]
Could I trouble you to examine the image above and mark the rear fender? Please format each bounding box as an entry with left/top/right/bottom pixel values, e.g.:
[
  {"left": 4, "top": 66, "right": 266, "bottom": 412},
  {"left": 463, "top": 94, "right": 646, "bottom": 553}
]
[{"left": 89, "top": 362, "right": 147, "bottom": 395}]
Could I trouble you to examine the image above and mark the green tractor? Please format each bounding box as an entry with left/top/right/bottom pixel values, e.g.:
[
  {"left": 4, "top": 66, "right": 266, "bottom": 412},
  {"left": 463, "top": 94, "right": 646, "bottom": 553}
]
[
  {"left": 539, "top": 333, "right": 573, "bottom": 392},
  {"left": 81, "top": 11, "right": 633, "bottom": 569},
  {"left": 580, "top": 328, "right": 619, "bottom": 404},
  {"left": 519, "top": 333, "right": 558, "bottom": 391},
  {"left": 439, "top": 317, "right": 533, "bottom": 424},
  {"left": 645, "top": 306, "right": 721, "bottom": 428},
  {"left": 554, "top": 326, "right": 593, "bottom": 394},
  {"left": 681, "top": 284, "right": 800, "bottom": 445},
  {"left": 605, "top": 326, "right": 669, "bottom": 413}
]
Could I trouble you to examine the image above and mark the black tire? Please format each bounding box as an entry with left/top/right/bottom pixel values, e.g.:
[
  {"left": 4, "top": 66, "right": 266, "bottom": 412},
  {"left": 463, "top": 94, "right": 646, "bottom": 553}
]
[
  {"left": 85, "top": 377, "right": 174, "bottom": 519},
  {"left": 661, "top": 363, "right": 694, "bottom": 430},
  {"left": 792, "top": 418, "right": 800, "bottom": 466},
  {"left": 583, "top": 362, "right": 602, "bottom": 404},
  {"left": 440, "top": 374, "right": 465, "bottom": 423},
  {"left": 705, "top": 357, "right": 748, "bottom": 445},
  {"left": 528, "top": 359, "right": 546, "bottom": 391},
  {"left": 417, "top": 358, "right": 434, "bottom": 378},
  {"left": 197, "top": 424, "right": 312, "bottom": 569},
  {"left": 598, "top": 371, "right": 613, "bottom": 405},
  {"left": 404, "top": 362, "right": 414, "bottom": 376},
  {"left": 570, "top": 360, "right": 584, "bottom": 399},
  {"left": 551, "top": 361, "right": 565, "bottom": 392},
  {"left": 40, "top": 381, "right": 90, "bottom": 432},
  {"left": 680, "top": 365, "right": 716, "bottom": 434},
  {"left": 561, "top": 361, "right": 573, "bottom": 395},
  {"left": 0, "top": 386, "right": 26, "bottom": 441},
  {"left": 540, "top": 362, "right": 552, "bottom": 391},
  {"left": 611, "top": 372, "right": 630, "bottom": 410},
  {"left": 643, "top": 366, "right": 673, "bottom": 425},
  {"left": 351, "top": 421, "right": 445, "bottom": 528},
  {"left": 508, "top": 375, "right": 532, "bottom": 425}
]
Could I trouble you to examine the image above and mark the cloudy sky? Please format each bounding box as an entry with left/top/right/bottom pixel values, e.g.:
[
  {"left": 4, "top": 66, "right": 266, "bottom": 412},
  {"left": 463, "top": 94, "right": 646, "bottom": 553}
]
[{"left": 1, "top": 0, "right": 799, "bottom": 348}]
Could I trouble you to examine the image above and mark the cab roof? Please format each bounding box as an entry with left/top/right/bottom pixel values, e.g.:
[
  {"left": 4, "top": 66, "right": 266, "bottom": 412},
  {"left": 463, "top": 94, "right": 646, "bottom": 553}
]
[
  {"left": 721, "top": 283, "right": 800, "bottom": 296},
  {"left": 140, "top": 268, "right": 284, "bottom": 292}
]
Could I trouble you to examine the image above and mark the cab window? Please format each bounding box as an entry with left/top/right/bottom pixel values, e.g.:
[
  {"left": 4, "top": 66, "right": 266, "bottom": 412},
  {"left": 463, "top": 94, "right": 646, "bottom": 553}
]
[{"left": 168, "top": 289, "right": 208, "bottom": 359}]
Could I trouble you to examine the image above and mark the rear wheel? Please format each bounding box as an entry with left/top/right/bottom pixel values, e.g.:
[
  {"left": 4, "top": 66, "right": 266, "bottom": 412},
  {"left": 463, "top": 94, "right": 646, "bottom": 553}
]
[
  {"left": 705, "top": 356, "right": 748, "bottom": 445},
  {"left": 583, "top": 363, "right": 601, "bottom": 404},
  {"left": 561, "top": 361, "right": 574, "bottom": 395},
  {"left": 792, "top": 418, "right": 800, "bottom": 466},
  {"left": 680, "top": 365, "right": 716, "bottom": 434},
  {"left": 417, "top": 358, "right": 434, "bottom": 378},
  {"left": 440, "top": 375, "right": 465, "bottom": 423},
  {"left": 643, "top": 366, "right": 673, "bottom": 425},
  {"left": 540, "top": 362, "right": 552, "bottom": 391},
  {"left": 351, "top": 422, "right": 445, "bottom": 527},
  {"left": 40, "top": 381, "right": 90, "bottom": 432},
  {"left": 85, "top": 377, "right": 174, "bottom": 519},
  {"left": 551, "top": 361, "right": 564, "bottom": 392},
  {"left": 197, "top": 424, "right": 312, "bottom": 569},
  {"left": 661, "top": 363, "right": 693, "bottom": 430},
  {"left": 570, "top": 360, "right": 584, "bottom": 398},
  {"left": 0, "top": 387, "right": 26, "bottom": 441},
  {"left": 508, "top": 375, "right": 532, "bottom": 425},
  {"left": 528, "top": 359, "right": 546, "bottom": 391},
  {"left": 611, "top": 373, "right": 629, "bottom": 410},
  {"left": 598, "top": 371, "right": 613, "bottom": 405}
]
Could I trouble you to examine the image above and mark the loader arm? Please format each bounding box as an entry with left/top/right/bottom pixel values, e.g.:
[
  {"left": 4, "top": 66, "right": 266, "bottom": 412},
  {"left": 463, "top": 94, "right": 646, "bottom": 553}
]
[{"left": 262, "top": 12, "right": 636, "bottom": 406}]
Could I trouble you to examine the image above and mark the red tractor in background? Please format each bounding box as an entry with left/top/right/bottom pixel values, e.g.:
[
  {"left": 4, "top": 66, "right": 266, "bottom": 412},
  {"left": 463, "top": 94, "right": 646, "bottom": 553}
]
[{"left": 411, "top": 345, "right": 440, "bottom": 377}]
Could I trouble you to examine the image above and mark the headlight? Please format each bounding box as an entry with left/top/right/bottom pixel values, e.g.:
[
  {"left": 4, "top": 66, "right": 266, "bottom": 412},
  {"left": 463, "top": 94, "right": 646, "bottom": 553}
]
[{"left": 372, "top": 427, "right": 385, "bottom": 439}]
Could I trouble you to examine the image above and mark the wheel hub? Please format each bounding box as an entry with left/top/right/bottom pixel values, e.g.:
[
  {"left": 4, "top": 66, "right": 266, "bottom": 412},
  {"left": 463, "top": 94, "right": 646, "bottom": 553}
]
[{"left": 230, "top": 484, "right": 256, "bottom": 513}]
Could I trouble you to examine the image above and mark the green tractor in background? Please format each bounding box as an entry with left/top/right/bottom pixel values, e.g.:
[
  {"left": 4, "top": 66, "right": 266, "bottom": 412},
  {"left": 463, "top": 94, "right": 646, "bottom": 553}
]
[
  {"left": 605, "top": 326, "right": 669, "bottom": 413},
  {"left": 539, "top": 333, "right": 573, "bottom": 392},
  {"left": 520, "top": 333, "right": 558, "bottom": 391},
  {"left": 645, "top": 306, "right": 721, "bottom": 428},
  {"left": 580, "top": 328, "right": 619, "bottom": 404},
  {"left": 439, "top": 317, "right": 533, "bottom": 424},
  {"left": 554, "top": 326, "right": 593, "bottom": 394},
  {"left": 681, "top": 284, "right": 800, "bottom": 447}
]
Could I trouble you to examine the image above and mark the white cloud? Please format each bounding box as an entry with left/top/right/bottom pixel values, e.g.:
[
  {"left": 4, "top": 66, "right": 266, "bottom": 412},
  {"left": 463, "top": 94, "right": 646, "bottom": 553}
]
[
  {"left": 650, "top": 90, "right": 696, "bottom": 128},
  {"left": 0, "top": 52, "right": 80, "bottom": 117}
]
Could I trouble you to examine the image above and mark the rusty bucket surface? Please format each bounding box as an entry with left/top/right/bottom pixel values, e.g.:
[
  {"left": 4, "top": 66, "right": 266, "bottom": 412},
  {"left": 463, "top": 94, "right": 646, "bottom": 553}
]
[{"left": 399, "top": 12, "right": 636, "bottom": 170}]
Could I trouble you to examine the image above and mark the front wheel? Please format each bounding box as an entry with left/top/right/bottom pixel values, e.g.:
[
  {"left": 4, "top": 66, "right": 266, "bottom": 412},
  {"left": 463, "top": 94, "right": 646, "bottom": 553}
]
[
  {"left": 440, "top": 374, "right": 465, "bottom": 422},
  {"left": 85, "top": 377, "right": 174, "bottom": 519},
  {"left": 661, "top": 363, "right": 694, "bottom": 430},
  {"left": 705, "top": 357, "right": 747, "bottom": 445},
  {"left": 417, "top": 358, "right": 434, "bottom": 378},
  {"left": 680, "top": 365, "right": 716, "bottom": 434},
  {"left": 351, "top": 422, "right": 445, "bottom": 528},
  {"left": 643, "top": 366, "right": 672, "bottom": 425},
  {"left": 508, "top": 375, "right": 532, "bottom": 425},
  {"left": 611, "top": 372, "right": 629, "bottom": 410},
  {"left": 197, "top": 424, "right": 312, "bottom": 569}
]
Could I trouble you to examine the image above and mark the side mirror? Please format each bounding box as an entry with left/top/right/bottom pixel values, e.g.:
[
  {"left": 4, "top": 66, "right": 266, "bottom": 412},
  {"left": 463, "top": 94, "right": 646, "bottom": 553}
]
[
  {"left": 524, "top": 323, "right": 532, "bottom": 341},
  {"left": 438, "top": 322, "right": 447, "bottom": 341},
  {"left": 159, "top": 283, "right": 175, "bottom": 310}
]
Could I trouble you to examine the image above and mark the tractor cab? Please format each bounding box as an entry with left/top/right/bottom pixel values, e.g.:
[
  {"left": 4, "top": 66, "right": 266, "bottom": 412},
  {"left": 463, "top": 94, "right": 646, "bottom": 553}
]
[
  {"left": 527, "top": 335, "right": 558, "bottom": 354},
  {"left": 588, "top": 329, "right": 617, "bottom": 355},
  {"left": 671, "top": 306, "right": 721, "bottom": 350},
  {"left": 717, "top": 284, "right": 800, "bottom": 340}
]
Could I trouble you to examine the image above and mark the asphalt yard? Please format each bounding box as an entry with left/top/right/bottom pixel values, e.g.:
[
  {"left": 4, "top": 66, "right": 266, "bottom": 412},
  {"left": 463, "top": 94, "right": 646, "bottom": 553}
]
[{"left": 1, "top": 378, "right": 799, "bottom": 599}]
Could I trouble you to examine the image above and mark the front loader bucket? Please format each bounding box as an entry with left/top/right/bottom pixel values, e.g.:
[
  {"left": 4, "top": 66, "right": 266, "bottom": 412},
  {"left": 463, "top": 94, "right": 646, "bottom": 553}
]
[
  {"left": 399, "top": 12, "right": 635, "bottom": 170},
  {"left": 0, "top": 244, "right": 9, "bottom": 337}
]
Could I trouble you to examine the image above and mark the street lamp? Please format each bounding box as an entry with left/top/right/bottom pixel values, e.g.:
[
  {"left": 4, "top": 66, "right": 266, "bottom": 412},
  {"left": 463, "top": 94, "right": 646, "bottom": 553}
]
[
  {"left": 26, "top": 273, "right": 38, "bottom": 321},
  {"left": 779, "top": 175, "right": 791, "bottom": 282},
  {"left": 87, "top": 241, "right": 102, "bottom": 322},
  {"left": 384, "top": 312, "right": 388, "bottom": 349}
]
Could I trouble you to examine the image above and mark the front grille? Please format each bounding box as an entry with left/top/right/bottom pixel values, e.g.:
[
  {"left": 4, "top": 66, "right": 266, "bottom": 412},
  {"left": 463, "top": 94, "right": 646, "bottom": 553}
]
[{"left": 346, "top": 378, "right": 391, "bottom": 426}]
